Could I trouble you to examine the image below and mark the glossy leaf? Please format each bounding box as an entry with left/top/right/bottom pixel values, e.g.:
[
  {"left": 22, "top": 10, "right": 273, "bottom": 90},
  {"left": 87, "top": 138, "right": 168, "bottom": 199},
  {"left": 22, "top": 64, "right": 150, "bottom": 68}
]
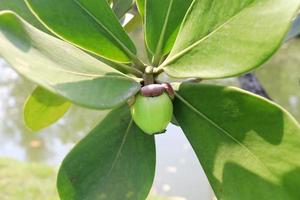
[
  {"left": 24, "top": 87, "right": 71, "bottom": 132},
  {"left": 160, "top": 0, "right": 300, "bottom": 79},
  {"left": 25, "top": 0, "right": 137, "bottom": 63},
  {"left": 174, "top": 83, "right": 300, "bottom": 199},
  {"left": 144, "top": 0, "right": 192, "bottom": 63},
  {"left": 0, "top": 1, "right": 140, "bottom": 76},
  {"left": 0, "top": 12, "right": 140, "bottom": 109},
  {"left": 57, "top": 105, "right": 156, "bottom": 200},
  {"left": 113, "top": 0, "right": 134, "bottom": 19}
]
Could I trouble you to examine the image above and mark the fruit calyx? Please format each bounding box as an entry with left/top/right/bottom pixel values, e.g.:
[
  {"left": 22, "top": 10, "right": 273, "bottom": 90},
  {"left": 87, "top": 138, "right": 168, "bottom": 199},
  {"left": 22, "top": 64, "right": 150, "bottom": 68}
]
[
  {"left": 140, "top": 83, "right": 174, "bottom": 99},
  {"left": 130, "top": 83, "right": 174, "bottom": 135}
]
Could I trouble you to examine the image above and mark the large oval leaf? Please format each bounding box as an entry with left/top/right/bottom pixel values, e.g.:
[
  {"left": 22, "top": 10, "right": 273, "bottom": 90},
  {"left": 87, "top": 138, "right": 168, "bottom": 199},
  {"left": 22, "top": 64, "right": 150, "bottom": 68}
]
[
  {"left": 57, "top": 105, "right": 156, "bottom": 200},
  {"left": 24, "top": 87, "right": 71, "bottom": 132},
  {"left": 144, "top": 0, "right": 192, "bottom": 64},
  {"left": 25, "top": 0, "right": 137, "bottom": 63},
  {"left": 160, "top": 0, "right": 300, "bottom": 79},
  {"left": 0, "top": 12, "right": 140, "bottom": 109},
  {"left": 174, "top": 83, "right": 300, "bottom": 199}
]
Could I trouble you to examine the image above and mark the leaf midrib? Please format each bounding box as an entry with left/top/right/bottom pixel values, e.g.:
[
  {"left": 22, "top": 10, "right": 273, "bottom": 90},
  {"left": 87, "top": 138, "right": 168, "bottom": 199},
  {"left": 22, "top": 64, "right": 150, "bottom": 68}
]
[
  {"left": 151, "top": 0, "right": 174, "bottom": 60},
  {"left": 82, "top": 117, "right": 133, "bottom": 185},
  {"left": 74, "top": 0, "right": 136, "bottom": 59},
  {"left": 107, "top": 118, "right": 133, "bottom": 176},
  {"left": 175, "top": 92, "right": 277, "bottom": 178},
  {"left": 20, "top": 62, "right": 131, "bottom": 79},
  {"left": 160, "top": 1, "right": 255, "bottom": 68}
]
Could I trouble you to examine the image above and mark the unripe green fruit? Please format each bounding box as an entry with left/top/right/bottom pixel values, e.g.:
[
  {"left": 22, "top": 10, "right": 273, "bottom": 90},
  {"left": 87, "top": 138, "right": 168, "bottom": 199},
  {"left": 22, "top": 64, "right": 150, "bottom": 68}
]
[{"left": 130, "top": 93, "right": 173, "bottom": 135}]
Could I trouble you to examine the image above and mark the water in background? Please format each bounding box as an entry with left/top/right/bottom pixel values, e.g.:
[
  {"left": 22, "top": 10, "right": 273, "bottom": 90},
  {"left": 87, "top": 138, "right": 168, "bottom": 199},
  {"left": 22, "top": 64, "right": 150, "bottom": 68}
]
[{"left": 0, "top": 35, "right": 299, "bottom": 199}]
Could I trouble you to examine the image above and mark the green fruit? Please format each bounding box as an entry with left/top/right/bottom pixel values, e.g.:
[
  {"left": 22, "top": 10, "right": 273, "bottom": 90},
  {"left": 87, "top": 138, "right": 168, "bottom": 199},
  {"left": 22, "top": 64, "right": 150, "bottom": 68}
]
[{"left": 130, "top": 93, "right": 173, "bottom": 135}]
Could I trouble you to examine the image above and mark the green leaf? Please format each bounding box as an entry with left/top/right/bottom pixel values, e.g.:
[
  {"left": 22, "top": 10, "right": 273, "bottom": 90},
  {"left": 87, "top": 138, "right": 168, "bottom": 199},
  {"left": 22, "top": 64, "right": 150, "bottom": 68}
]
[
  {"left": 112, "top": 0, "right": 134, "bottom": 19},
  {"left": 25, "top": 0, "right": 137, "bottom": 63},
  {"left": 0, "top": 1, "right": 135, "bottom": 74},
  {"left": 124, "top": 14, "right": 142, "bottom": 33},
  {"left": 0, "top": 0, "right": 47, "bottom": 32},
  {"left": 174, "top": 83, "right": 300, "bottom": 199},
  {"left": 160, "top": 0, "right": 300, "bottom": 79},
  {"left": 144, "top": 0, "right": 192, "bottom": 64},
  {"left": 136, "top": 0, "right": 145, "bottom": 18},
  {"left": 23, "top": 87, "right": 71, "bottom": 132},
  {"left": 57, "top": 105, "right": 156, "bottom": 200},
  {"left": 0, "top": 12, "right": 140, "bottom": 109}
]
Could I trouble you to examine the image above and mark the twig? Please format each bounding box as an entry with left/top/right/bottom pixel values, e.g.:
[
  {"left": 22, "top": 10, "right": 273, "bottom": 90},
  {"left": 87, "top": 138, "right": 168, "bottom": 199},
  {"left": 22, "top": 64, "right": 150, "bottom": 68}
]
[{"left": 238, "top": 73, "right": 272, "bottom": 100}]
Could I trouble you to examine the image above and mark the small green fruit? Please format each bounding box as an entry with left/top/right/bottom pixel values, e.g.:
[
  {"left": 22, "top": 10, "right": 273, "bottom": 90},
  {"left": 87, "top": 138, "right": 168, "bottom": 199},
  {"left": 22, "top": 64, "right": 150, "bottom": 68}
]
[{"left": 130, "top": 92, "right": 173, "bottom": 135}]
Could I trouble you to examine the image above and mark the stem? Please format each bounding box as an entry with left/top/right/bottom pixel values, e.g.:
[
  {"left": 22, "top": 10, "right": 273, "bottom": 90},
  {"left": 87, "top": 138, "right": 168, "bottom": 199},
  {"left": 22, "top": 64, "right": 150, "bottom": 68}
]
[
  {"left": 238, "top": 73, "right": 271, "bottom": 100},
  {"left": 153, "top": 67, "right": 164, "bottom": 74},
  {"left": 85, "top": 51, "right": 143, "bottom": 77},
  {"left": 152, "top": 55, "right": 162, "bottom": 67},
  {"left": 143, "top": 66, "right": 154, "bottom": 85},
  {"left": 116, "top": 62, "right": 143, "bottom": 77},
  {"left": 132, "top": 57, "right": 146, "bottom": 71}
]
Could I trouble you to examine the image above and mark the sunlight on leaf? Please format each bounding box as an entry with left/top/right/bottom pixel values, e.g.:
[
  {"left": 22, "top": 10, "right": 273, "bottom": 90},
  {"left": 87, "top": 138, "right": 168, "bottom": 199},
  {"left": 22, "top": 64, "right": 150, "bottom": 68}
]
[
  {"left": 0, "top": 12, "right": 140, "bottom": 109},
  {"left": 26, "top": 0, "right": 137, "bottom": 62},
  {"left": 175, "top": 83, "right": 300, "bottom": 199},
  {"left": 24, "top": 87, "right": 71, "bottom": 132},
  {"left": 161, "top": 0, "right": 300, "bottom": 79}
]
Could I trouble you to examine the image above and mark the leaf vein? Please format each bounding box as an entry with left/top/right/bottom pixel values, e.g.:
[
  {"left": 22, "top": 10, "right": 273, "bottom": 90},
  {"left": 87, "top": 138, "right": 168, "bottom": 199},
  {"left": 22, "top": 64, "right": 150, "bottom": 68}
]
[
  {"left": 175, "top": 92, "right": 276, "bottom": 177},
  {"left": 152, "top": 0, "right": 174, "bottom": 63},
  {"left": 73, "top": 0, "right": 136, "bottom": 59},
  {"left": 161, "top": 2, "right": 255, "bottom": 68},
  {"left": 107, "top": 117, "right": 133, "bottom": 176}
]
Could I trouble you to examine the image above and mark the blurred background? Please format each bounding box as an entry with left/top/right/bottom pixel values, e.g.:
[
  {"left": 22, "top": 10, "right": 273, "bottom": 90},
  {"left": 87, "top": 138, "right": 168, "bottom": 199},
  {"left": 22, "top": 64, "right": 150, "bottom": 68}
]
[{"left": 0, "top": 8, "right": 299, "bottom": 200}]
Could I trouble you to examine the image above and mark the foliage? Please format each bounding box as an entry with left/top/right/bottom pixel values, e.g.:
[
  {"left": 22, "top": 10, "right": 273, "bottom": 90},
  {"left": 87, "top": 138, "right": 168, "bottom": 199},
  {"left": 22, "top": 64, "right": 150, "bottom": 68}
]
[
  {"left": 174, "top": 83, "right": 300, "bottom": 199},
  {"left": 24, "top": 87, "right": 71, "bottom": 132},
  {"left": 0, "top": 0, "right": 300, "bottom": 199},
  {"left": 57, "top": 105, "right": 156, "bottom": 200}
]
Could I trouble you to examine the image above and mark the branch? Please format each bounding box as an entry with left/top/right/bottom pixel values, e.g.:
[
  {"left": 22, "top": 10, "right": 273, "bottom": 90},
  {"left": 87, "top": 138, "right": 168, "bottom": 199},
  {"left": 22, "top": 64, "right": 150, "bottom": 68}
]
[
  {"left": 285, "top": 14, "right": 300, "bottom": 42},
  {"left": 238, "top": 73, "right": 272, "bottom": 100}
]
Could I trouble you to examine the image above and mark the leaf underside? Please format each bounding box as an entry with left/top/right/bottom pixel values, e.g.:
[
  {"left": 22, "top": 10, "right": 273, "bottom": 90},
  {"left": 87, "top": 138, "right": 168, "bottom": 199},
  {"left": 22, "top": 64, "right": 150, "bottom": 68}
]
[
  {"left": 0, "top": 0, "right": 48, "bottom": 32},
  {"left": 174, "top": 83, "right": 300, "bottom": 200},
  {"left": 0, "top": 12, "right": 140, "bottom": 109},
  {"left": 24, "top": 87, "right": 71, "bottom": 132}
]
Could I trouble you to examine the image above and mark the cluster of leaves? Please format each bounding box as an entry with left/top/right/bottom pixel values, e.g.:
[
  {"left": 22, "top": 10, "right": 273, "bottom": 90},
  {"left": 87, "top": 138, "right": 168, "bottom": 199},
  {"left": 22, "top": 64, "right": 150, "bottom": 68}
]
[{"left": 0, "top": 0, "right": 300, "bottom": 199}]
